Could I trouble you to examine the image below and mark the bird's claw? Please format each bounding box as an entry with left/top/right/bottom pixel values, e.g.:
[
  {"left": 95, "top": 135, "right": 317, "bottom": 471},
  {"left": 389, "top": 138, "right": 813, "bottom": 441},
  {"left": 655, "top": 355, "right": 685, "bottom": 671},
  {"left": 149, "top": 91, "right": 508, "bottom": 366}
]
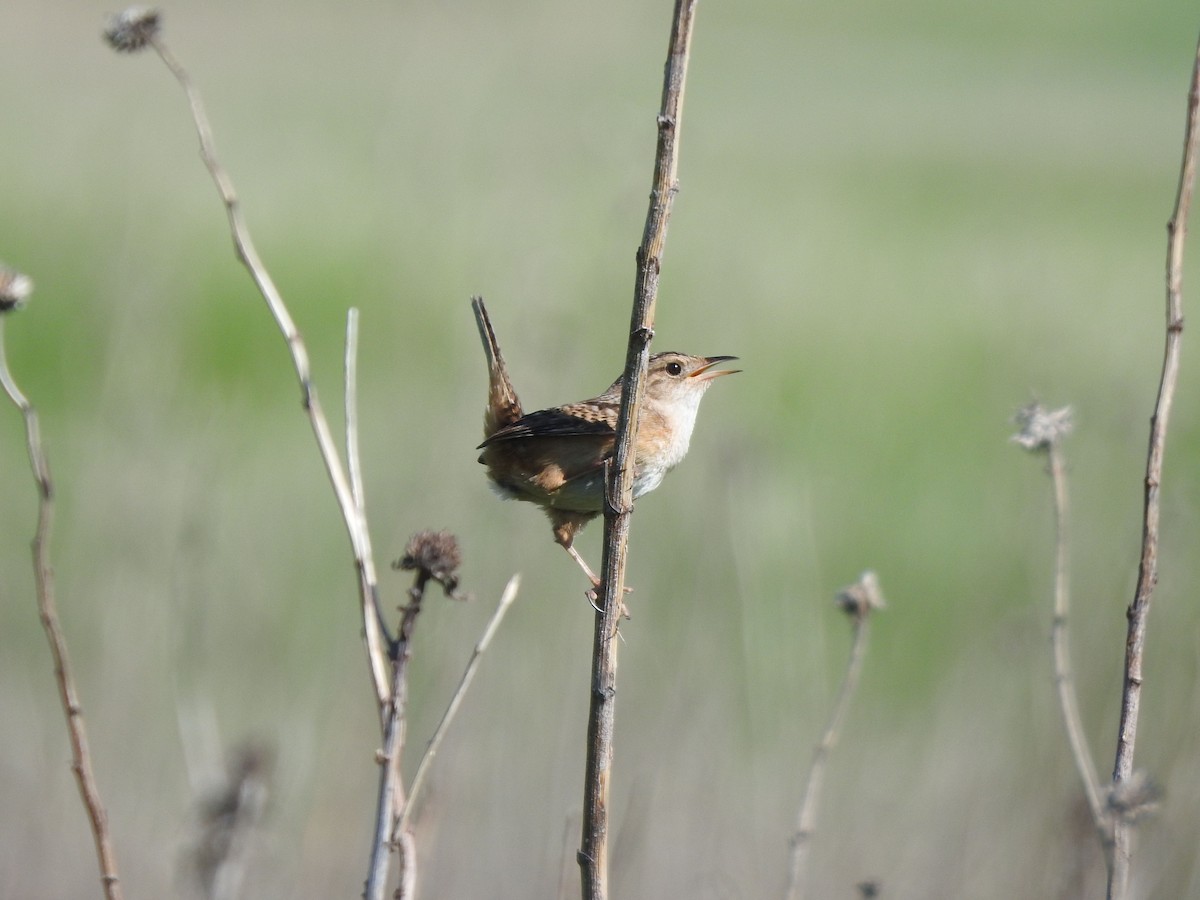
[{"left": 585, "top": 583, "right": 632, "bottom": 619}]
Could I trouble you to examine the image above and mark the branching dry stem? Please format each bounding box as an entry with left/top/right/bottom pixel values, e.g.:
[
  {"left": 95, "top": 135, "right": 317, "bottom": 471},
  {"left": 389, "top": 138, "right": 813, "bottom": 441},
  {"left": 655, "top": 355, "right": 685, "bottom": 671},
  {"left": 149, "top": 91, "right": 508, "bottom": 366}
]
[
  {"left": 397, "top": 574, "right": 521, "bottom": 837},
  {"left": 141, "top": 29, "right": 393, "bottom": 711},
  {"left": 580, "top": 2, "right": 698, "bottom": 897},
  {"left": 107, "top": 15, "right": 523, "bottom": 897}
]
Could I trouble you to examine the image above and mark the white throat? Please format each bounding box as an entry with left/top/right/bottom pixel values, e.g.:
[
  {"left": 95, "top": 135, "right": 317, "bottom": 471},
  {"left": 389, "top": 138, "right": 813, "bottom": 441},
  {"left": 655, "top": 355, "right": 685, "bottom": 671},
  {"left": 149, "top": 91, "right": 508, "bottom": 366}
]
[{"left": 632, "top": 387, "right": 706, "bottom": 499}]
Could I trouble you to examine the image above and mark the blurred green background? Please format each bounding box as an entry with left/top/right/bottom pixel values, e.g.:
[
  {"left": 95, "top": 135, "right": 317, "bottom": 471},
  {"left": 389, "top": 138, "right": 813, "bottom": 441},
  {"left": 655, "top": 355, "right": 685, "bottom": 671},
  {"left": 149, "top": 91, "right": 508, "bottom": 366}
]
[{"left": 3, "top": 1, "right": 1200, "bottom": 897}]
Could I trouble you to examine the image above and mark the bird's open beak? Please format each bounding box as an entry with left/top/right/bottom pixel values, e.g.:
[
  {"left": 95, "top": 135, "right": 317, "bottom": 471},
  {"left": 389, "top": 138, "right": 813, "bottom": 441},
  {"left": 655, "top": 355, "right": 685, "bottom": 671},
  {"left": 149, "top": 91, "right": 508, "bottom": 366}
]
[{"left": 689, "top": 356, "right": 741, "bottom": 380}]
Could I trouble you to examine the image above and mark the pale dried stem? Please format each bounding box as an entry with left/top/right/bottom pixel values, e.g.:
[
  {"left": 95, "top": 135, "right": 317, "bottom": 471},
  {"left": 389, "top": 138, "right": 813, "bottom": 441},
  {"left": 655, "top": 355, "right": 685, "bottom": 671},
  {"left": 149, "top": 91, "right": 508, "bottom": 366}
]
[
  {"left": 346, "top": 308, "right": 366, "bottom": 511},
  {"left": 0, "top": 318, "right": 124, "bottom": 900},
  {"left": 1046, "top": 443, "right": 1112, "bottom": 866},
  {"left": 580, "top": 2, "right": 697, "bottom": 897},
  {"left": 397, "top": 574, "right": 521, "bottom": 837},
  {"left": 371, "top": 575, "right": 520, "bottom": 895},
  {"left": 785, "top": 600, "right": 874, "bottom": 900},
  {"left": 1107, "top": 31, "right": 1200, "bottom": 900},
  {"left": 145, "top": 36, "right": 392, "bottom": 711},
  {"left": 366, "top": 639, "right": 413, "bottom": 900}
]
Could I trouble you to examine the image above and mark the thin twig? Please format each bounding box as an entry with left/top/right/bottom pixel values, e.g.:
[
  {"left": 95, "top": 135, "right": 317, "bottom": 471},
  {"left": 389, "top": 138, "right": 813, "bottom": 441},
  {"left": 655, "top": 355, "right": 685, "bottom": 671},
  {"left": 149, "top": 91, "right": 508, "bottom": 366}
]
[
  {"left": 105, "top": 11, "right": 392, "bottom": 710},
  {"left": 366, "top": 635, "right": 413, "bottom": 900},
  {"left": 0, "top": 289, "right": 125, "bottom": 900},
  {"left": 397, "top": 574, "right": 521, "bottom": 836},
  {"left": 1108, "top": 30, "right": 1200, "bottom": 900},
  {"left": 344, "top": 308, "right": 390, "bottom": 650},
  {"left": 579, "top": 3, "right": 698, "bottom": 898},
  {"left": 1013, "top": 403, "right": 1111, "bottom": 869},
  {"left": 1047, "top": 440, "right": 1111, "bottom": 859},
  {"left": 364, "top": 579, "right": 421, "bottom": 900},
  {"left": 346, "top": 308, "right": 366, "bottom": 511},
  {"left": 785, "top": 572, "right": 884, "bottom": 900},
  {"left": 366, "top": 532, "right": 466, "bottom": 900}
]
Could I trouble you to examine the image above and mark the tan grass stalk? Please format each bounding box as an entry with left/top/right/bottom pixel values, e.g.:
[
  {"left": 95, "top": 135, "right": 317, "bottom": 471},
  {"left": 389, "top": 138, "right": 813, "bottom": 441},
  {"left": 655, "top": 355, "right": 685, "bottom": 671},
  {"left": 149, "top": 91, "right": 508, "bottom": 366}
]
[
  {"left": 0, "top": 271, "right": 124, "bottom": 900},
  {"left": 579, "top": 2, "right": 698, "bottom": 897},
  {"left": 1107, "top": 29, "right": 1200, "bottom": 900}
]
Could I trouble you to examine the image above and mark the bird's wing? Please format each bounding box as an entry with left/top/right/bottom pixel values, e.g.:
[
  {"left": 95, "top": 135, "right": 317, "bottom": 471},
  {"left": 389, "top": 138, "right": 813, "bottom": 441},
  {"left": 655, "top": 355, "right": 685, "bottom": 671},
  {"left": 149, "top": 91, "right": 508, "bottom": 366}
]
[{"left": 477, "top": 403, "right": 616, "bottom": 447}]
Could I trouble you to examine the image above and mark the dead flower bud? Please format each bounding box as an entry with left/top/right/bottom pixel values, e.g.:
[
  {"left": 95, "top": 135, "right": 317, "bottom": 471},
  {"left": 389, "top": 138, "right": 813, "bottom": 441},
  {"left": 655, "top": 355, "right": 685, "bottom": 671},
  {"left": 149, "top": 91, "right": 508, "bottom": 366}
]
[
  {"left": 104, "top": 7, "right": 161, "bottom": 53},
  {"left": 0, "top": 265, "right": 33, "bottom": 312},
  {"left": 835, "top": 570, "right": 886, "bottom": 619},
  {"left": 394, "top": 530, "right": 468, "bottom": 600},
  {"left": 1011, "top": 402, "right": 1073, "bottom": 451}
]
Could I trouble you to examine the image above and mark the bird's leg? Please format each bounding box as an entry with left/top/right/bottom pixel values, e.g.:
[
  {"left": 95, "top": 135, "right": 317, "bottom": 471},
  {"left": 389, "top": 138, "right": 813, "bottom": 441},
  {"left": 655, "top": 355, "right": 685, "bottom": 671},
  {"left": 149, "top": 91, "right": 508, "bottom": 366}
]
[
  {"left": 553, "top": 514, "right": 631, "bottom": 615},
  {"left": 563, "top": 543, "right": 602, "bottom": 587},
  {"left": 564, "top": 545, "right": 630, "bottom": 619}
]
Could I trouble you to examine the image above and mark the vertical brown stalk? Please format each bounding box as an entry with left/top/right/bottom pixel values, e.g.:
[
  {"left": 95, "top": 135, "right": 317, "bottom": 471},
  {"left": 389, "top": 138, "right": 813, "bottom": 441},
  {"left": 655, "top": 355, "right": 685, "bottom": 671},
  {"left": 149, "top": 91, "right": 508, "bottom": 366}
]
[
  {"left": 578, "top": 2, "right": 698, "bottom": 898},
  {"left": 1107, "top": 30, "right": 1200, "bottom": 900},
  {"left": 1, "top": 301, "right": 124, "bottom": 900}
]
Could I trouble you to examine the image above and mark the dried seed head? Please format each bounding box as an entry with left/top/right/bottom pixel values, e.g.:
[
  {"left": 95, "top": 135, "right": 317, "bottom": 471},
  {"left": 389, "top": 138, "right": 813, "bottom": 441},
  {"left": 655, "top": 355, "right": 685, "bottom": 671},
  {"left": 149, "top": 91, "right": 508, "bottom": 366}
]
[
  {"left": 835, "top": 570, "right": 886, "bottom": 619},
  {"left": 0, "top": 265, "right": 33, "bottom": 313},
  {"left": 399, "top": 530, "right": 462, "bottom": 578},
  {"left": 104, "top": 7, "right": 161, "bottom": 53},
  {"left": 395, "top": 530, "right": 469, "bottom": 600},
  {"left": 1011, "top": 402, "right": 1073, "bottom": 451}
]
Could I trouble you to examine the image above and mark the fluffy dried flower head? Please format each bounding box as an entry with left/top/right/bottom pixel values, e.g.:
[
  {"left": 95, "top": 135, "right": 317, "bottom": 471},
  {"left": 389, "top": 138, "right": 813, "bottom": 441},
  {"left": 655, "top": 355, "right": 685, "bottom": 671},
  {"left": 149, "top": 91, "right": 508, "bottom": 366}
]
[
  {"left": 1011, "top": 402, "right": 1073, "bottom": 451},
  {"left": 395, "top": 530, "right": 468, "bottom": 601},
  {"left": 398, "top": 530, "right": 462, "bottom": 580},
  {"left": 835, "top": 570, "right": 886, "bottom": 619},
  {"left": 104, "top": 7, "right": 161, "bottom": 53},
  {"left": 0, "top": 265, "right": 33, "bottom": 312}
]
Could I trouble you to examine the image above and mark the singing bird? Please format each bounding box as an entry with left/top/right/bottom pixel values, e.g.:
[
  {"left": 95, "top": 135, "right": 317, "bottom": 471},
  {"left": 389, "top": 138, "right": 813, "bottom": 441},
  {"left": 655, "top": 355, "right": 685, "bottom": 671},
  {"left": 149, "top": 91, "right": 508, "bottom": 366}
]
[{"left": 471, "top": 296, "right": 738, "bottom": 586}]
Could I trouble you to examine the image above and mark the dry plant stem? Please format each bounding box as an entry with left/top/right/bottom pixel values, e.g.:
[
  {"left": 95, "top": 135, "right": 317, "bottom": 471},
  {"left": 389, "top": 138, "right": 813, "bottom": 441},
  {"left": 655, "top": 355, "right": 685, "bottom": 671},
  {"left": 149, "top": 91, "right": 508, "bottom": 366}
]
[
  {"left": 1108, "top": 32, "right": 1200, "bottom": 900},
  {"left": 366, "top": 640, "right": 413, "bottom": 900},
  {"left": 366, "top": 591, "right": 425, "bottom": 900},
  {"left": 146, "top": 36, "right": 392, "bottom": 711},
  {"left": 579, "top": 2, "right": 697, "bottom": 897},
  {"left": 397, "top": 574, "right": 521, "bottom": 836},
  {"left": 784, "top": 610, "right": 871, "bottom": 900},
  {"left": 345, "top": 310, "right": 390, "bottom": 645},
  {"left": 346, "top": 308, "right": 366, "bottom": 510},
  {"left": 0, "top": 319, "right": 125, "bottom": 900},
  {"left": 1047, "top": 443, "right": 1111, "bottom": 863}
]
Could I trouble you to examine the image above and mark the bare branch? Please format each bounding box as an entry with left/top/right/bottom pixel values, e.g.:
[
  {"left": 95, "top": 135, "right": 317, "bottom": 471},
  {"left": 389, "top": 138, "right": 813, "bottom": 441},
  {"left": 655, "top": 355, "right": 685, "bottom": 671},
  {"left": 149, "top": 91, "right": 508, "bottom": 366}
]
[
  {"left": 0, "top": 270, "right": 124, "bottom": 900},
  {"left": 579, "top": 3, "right": 698, "bottom": 897},
  {"left": 366, "top": 643, "right": 412, "bottom": 900},
  {"left": 785, "top": 572, "right": 884, "bottom": 900},
  {"left": 365, "top": 531, "right": 467, "bottom": 899},
  {"left": 346, "top": 308, "right": 366, "bottom": 511},
  {"left": 398, "top": 574, "right": 521, "bottom": 837},
  {"left": 1046, "top": 437, "right": 1110, "bottom": 852},
  {"left": 104, "top": 6, "right": 392, "bottom": 712},
  {"left": 1013, "top": 402, "right": 1112, "bottom": 868},
  {"left": 1108, "top": 29, "right": 1200, "bottom": 900}
]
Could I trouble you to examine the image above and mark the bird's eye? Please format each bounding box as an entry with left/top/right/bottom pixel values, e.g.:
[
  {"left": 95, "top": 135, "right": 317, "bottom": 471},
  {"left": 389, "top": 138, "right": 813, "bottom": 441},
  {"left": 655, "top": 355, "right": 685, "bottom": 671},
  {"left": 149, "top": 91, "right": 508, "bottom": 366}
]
[{"left": 665, "top": 361, "right": 683, "bottom": 376}]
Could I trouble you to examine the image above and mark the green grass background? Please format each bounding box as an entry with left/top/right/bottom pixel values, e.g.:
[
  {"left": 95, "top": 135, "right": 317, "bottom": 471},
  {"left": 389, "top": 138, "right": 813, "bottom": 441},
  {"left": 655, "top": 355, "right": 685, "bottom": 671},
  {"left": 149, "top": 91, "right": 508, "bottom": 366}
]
[{"left": 3, "top": 1, "right": 1200, "bottom": 897}]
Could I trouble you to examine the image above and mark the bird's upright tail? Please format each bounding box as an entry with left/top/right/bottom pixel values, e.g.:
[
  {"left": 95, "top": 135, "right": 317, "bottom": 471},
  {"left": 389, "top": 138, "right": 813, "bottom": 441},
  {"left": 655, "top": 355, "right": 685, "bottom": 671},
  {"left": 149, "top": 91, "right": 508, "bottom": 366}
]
[{"left": 471, "top": 296, "right": 523, "bottom": 437}]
